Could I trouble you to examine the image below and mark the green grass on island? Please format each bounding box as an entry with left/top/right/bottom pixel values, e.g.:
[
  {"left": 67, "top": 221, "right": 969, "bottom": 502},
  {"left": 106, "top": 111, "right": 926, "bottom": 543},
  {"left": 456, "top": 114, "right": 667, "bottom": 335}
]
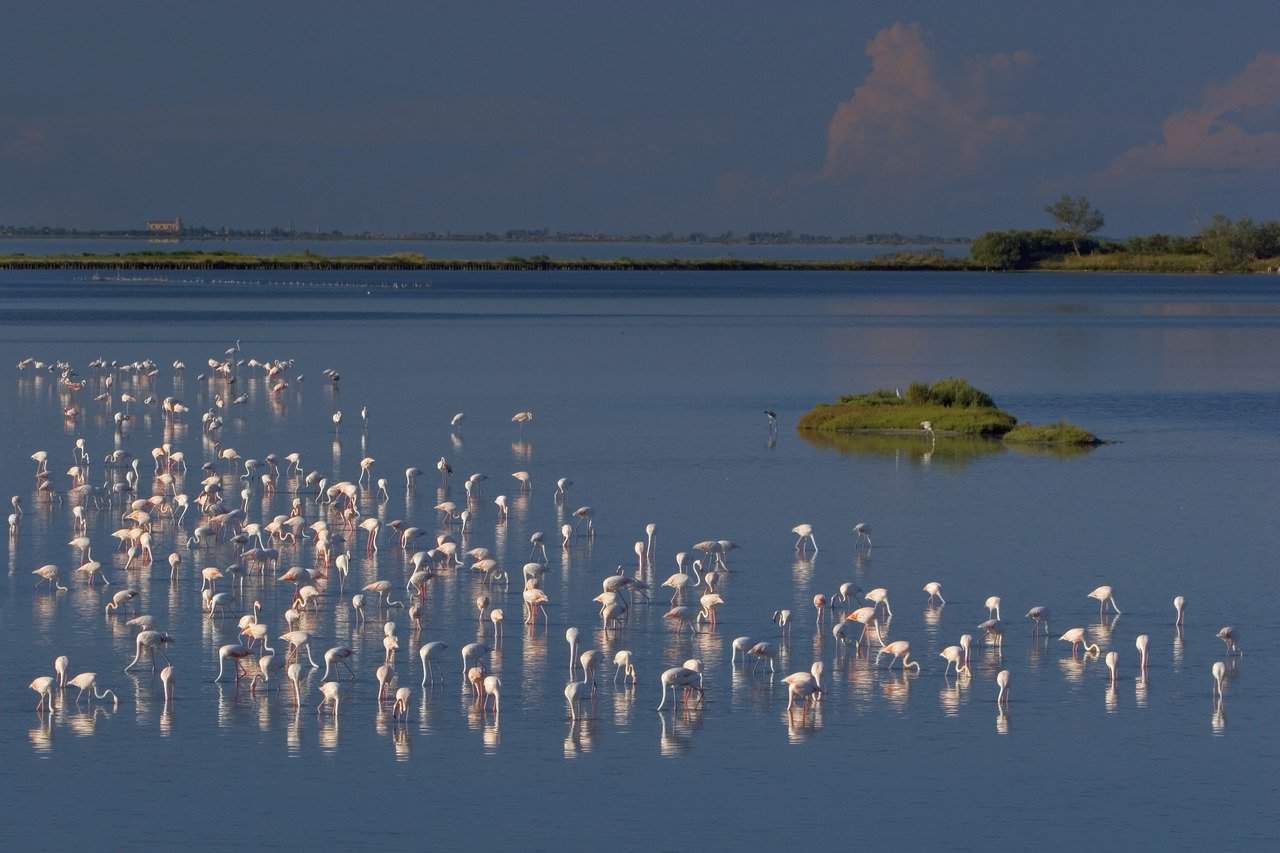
[
  {"left": 1002, "top": 420, "right": 1101, "bottom": 446},
  {"left": 798, "top": 378, "right": 1100, "bottom": 445}
]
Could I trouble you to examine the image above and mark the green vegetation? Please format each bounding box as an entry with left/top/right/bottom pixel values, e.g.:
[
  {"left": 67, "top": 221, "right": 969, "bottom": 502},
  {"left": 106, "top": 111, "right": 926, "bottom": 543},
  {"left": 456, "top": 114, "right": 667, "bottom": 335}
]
[
  {"left": 1044, "top": 195, "right": 1105, "bottom": 257},
  {"left": 971, "top": 198, "right": 1280, "bottom": 273},
  {"left": 1003, "top": 421, "right": 1101, "bottom": 446},
  {"left": 799, "top": 379, "right": 1101, "bottom": 447},
  {"left": 797, "top": 378, "right": 1018, "bottom": 437}
]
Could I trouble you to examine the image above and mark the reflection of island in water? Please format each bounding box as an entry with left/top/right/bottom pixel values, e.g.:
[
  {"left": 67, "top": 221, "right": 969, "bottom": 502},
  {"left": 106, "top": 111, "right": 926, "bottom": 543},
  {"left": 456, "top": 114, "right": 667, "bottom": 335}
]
[{"left": 799, "top": 431, "right": 1096, "bottom": 466}]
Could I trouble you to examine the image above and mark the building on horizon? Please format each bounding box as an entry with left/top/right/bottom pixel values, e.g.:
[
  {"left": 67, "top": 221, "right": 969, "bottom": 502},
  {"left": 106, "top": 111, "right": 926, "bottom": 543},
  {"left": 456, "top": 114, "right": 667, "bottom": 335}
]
[{"left": 146, "top": 217, "right": 183, "bottom": 235}]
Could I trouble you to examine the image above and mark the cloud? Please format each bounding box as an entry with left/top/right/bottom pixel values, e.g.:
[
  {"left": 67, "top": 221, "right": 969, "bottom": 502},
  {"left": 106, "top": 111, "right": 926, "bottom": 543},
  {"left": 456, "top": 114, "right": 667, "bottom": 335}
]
[
  {"left": 821, "top": 23, "right": 1037, "bottom": 185},
  {"left": 1107, "top": 52, "right": 1280, "bottom": 176}
]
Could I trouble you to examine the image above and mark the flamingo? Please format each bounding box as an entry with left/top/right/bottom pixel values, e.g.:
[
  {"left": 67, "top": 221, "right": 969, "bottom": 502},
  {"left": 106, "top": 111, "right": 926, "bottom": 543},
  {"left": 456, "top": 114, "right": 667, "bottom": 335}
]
[
  {"left": 125, "top": 631, "right": 175, "bottom": 672},
  {"left": 1059, "top": 627, "right": 1100, "bottom": 656},
  {"left": 731, "top": 636, "right": 754, "bottom": 666},
  {"left": 317, "top": 681, "right": 341, "bottom": 715},
  {"left": 792, "top": 523, "right": 817, "bottom": 553},
  {"left": 566, "top": 627, "right": 581, "bottom": 676},
  {"left": 865, "top": 587, "right": 892, "bottom": 617},
  {"left": 1173, "top": 595, "right": 1186, "bottom": 626},
  {"left": 1087, "top": 585, "right": 1121, "bottom": 616},
  {"left": 877, "top": 639, "right": 921, "bottom": 672},
  {"left": 782, "top": 662, "right": 825, "bottom": 714},
  {"left": 656, "top": 667, "right": 703, "bottom": 711},
  {"left": 32, "top": 564, "right": 68, "bottom": 592},
  {"left": 482, "top": 676, "right": 502, "bottom": 713},
  {"left": 747, "top": 642, "right": 778, "bottom": 679},
  {"left": 322, "top": 647, "right": 357, "bottom": 681},
  {"left": 613, "top": 650, "right": 637, "bottom": 684},
  {"left": 1135, "top": 634, "right": 1150, "bottom": 671},
  {"left": 844, "top": 607, "right": 885, "bottom": 646},
  {"left": 419, "top": 641, "right": 448, "bottom": 685},
  {"left": 995, "top": 670, "right": 1010, "bottom": 705},
  {"left": 67, "top": 673, "right": 118, "bottom": 708},
  {"left": 771, "top": 609, "right": 792, "bottom": 637},
  {"left": 393, "top": 687, "right": 413, "bottom": 719},
  {"left": 1216, "top": 626, "right": 1242, "bottom": 656},
  {"left": 984, "top": 596, "right": 1002, "bottom": 620},
  {"left": 30, "top": 676, "right": 56, "bottom": 712},
  {"left": 565, "top": 679, "right": 592, "bottom": 722},
  {"left": 940, "top": 645, "right": 969, "bottom": 676},
  {"left": 852, "top": 522, "right": 872, "bottom": 547},
  {"left": 460, "top": 642, "right": 491, "bottom": 678},
  {"left": 160, "top": 665, "right": 175, "bottom": 706},
  {"left": 1026, "top": 606, "right": 1051, "bottom": 635},
  {"left": 1211, "top": 661, "right": 1226, "bottom": 700},
  {"left": 279, "top": 631, "right": 320, "bottom": 667},
  {"left": 1105, "top": 651, "right": 1119, "bottom": 686},
  {"left": 213, "top": 644, "right": 252, "bottom": 682},
  {"left": 922, "top": 581, "right": 945, "bottom": 605}
]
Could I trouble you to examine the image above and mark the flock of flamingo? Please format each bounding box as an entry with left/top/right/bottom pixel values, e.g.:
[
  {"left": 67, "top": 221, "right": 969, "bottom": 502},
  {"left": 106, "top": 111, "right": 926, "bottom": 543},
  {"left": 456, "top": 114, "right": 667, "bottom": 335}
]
[{"left": 7, "top": 347, "right": 1244, "bottom": 743}]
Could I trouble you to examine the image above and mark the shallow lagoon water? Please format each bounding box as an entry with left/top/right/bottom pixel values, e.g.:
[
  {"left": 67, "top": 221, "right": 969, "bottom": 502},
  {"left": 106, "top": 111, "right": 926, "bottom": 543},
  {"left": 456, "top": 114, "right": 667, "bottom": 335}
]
[{"left": 1, "top": 270, "right": 1278, "bottom": 852}]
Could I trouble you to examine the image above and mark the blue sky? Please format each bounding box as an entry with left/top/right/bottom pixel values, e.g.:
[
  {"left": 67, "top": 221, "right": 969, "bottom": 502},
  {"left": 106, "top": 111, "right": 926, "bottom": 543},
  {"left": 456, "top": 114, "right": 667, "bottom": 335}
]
[{"left": 4, "top": 1, "right": 1280, "bottom": 235}]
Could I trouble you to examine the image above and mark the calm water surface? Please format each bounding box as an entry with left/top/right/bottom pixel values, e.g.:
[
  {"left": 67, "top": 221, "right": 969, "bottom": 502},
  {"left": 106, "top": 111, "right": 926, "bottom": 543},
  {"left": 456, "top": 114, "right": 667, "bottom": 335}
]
[{"left": 0, "top": 271, "right": 1277, "bottom": 852}]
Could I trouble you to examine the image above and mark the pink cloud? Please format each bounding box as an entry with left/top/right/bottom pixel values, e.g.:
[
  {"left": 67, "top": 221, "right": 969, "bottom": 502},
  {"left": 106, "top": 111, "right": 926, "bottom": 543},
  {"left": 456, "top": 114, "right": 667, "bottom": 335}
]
[
  {"left": 1107, "top": 52, "right": 1280, "bottom": 176},
  {"left": 821, "top": 23, "right": 1037, "bottom": 184}
]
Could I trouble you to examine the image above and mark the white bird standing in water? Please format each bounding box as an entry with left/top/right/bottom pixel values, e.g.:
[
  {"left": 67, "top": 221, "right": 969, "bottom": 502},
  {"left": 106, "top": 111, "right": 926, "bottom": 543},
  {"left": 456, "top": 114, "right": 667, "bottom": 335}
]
[
  {"left": 1173, "top": 595, "right": 1186, "bottom": 625},
  {"left": 1087, "top": 585, "right": 1121, "bottom": 616},
  {"left": 1216, "top": 626, "right": 1242, "bottom": 656},
  {"left": 1059, "top": 627, "right": 1100, "bottom": 656},
  {"left": 791, "top": 523, "right": 817, "bottom": 553},
  {"left": 995, "top": 670, "right": 1010, "bottom": 705},
  {"left": 1135, "top": 634, "right": 1150, "bottom": 672}
]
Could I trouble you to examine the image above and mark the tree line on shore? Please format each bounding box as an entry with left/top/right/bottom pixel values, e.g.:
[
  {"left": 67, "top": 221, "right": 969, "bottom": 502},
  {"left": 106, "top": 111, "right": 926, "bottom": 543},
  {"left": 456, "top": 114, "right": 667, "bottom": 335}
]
[{"left": 972, "top": 196, "right": 1280, "bottom": 272}]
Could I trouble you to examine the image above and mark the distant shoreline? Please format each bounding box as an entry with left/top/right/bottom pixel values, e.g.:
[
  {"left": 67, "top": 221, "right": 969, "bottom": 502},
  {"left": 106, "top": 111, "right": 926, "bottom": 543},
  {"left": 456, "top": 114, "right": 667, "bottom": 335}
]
[
  {"left": 0, "top": 252, "right": 967, "bottom": 272},
  {"left": 0, "top": 249, "right": 1273, "bottom": 274}
]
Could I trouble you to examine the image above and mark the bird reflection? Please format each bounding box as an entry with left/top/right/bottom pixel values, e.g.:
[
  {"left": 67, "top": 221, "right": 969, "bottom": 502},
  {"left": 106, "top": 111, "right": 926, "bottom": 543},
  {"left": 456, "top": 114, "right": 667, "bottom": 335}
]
[
  {"left": 393, "top": 724, "right": 411, "bottom": 761},
  {"left": 881, "top": 673, "right": 912, "bottom": 711},
  {"left": 938, "top": 681, "right": 962, "bottom": 717},
  {"left": 791, "top": 556, "right": 814, "bottom": 586},
  {"left": 563, "top": 718, "right": 598, "bottom": 757},
  {"left": 995, "top": 707, "right": 1010, "bottom": 735},
  {"left": 318, "top": 717, "right": 339, "bottom": 752},
  {"left": 1090, "top": 614, "right": 1120, "bottom": 646},
  {"left": 785, "top": 704, "right": 823, "bottom": 743},
  {"left": 1057, "top": 657, "right": 1087, "bottom": 686},
  {"left": 29, "top": 715, "right": 54, "bottom": 754},
  {"left": 658, "top": 712, "right": 697, "bottom": 758}
]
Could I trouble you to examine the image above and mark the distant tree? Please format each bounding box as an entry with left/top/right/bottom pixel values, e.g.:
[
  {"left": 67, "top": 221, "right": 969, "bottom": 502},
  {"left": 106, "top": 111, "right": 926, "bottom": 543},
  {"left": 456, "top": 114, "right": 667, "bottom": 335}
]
[{"left": 1044, "top": 195, "right": 1105, "bottom": 256}]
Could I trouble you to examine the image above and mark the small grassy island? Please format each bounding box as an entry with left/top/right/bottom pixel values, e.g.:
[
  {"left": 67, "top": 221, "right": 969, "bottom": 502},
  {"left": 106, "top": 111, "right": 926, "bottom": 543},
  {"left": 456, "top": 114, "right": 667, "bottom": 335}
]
[{"left": 798, "top": 378, "right": 1102, "bottom": 446}]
